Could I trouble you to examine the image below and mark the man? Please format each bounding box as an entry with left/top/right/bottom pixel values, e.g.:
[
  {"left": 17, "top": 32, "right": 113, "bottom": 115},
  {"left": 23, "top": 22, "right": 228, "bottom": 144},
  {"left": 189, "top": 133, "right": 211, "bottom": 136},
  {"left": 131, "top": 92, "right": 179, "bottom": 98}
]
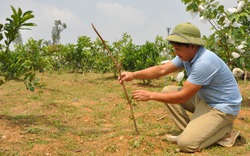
[{"left": 118, "top": 22, "right": 242, "bottom": 153}]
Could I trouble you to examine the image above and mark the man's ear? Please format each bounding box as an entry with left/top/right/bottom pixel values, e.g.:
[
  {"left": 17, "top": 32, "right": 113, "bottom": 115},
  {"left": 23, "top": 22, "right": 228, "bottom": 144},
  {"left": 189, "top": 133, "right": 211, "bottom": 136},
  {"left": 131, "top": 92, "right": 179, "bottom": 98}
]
[{"left": 190, "top": 44, "right": 199, "bottom": 50}]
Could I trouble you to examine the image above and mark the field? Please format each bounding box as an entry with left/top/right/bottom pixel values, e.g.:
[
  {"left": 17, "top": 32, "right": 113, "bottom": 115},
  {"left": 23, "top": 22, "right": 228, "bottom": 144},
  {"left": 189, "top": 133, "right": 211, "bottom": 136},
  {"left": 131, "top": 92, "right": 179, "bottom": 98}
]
[{"left": 0, "top": 72, "right": 250, "bottom": 156}]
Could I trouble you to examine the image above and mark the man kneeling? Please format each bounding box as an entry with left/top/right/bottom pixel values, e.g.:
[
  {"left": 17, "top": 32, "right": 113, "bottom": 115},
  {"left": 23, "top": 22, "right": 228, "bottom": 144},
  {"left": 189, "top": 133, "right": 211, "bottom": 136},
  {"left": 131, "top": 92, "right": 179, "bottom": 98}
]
[{"left": 118, "top": 22, "right": 242, "bottom": 152}]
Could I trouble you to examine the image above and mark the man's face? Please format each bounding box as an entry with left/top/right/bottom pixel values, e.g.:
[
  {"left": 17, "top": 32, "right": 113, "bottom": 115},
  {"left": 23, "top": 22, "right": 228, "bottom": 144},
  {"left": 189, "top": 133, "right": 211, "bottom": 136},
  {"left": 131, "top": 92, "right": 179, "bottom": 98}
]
[{"left": 172, "top": 44, "right": 196, "bottom": 61}]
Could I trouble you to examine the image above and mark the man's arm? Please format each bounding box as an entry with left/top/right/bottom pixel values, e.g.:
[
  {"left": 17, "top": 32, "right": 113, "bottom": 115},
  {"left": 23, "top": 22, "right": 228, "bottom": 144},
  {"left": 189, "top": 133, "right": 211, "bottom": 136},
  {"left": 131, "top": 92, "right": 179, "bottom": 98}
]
[
  {"left": 119, "top": 62, "right": 180, "bottom": 82},
  {"left": 132, "top": 80, "right": 202, "bottom": 104}
]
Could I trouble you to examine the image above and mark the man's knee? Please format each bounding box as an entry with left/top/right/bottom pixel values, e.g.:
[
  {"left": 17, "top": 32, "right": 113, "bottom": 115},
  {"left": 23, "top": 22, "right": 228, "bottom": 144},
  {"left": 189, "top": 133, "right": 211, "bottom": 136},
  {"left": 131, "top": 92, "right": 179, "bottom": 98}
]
[
  {"left": 162, "top": 85, "right": 181, "bottom": 93},
  {"left": 177, "top": 135, "right": 200, "bottom": 153}
]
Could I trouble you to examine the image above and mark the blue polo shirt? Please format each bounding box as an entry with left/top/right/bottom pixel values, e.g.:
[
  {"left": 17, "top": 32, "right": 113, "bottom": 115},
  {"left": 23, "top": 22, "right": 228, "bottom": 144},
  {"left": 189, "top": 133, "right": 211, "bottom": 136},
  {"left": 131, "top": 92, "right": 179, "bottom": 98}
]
[{"left": 171, "top": 46, "right": 242, "bottom": 115}]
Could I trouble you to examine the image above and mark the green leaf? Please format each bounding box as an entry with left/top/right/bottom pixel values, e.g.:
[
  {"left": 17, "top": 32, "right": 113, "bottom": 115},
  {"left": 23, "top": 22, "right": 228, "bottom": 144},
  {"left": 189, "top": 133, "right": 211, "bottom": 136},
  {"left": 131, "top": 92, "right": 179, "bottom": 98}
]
[
  {"left": 17, "top": 7, "right": 23, "bottom": 17},
  {"left": 181, "top": 0, "right": 189, "bottom": 5},
  {"left": 228, "top": 13, "right": 237, "bottom": 21},
  {"left": 10, "top": 6, "right": 17, "bottom": 16},
  {"left": 22, "top": 14, "right": 35, "bottom": 23},
  {"left": 23, "top": 10, "right": 33, "bottom": 16},
  {"left": 239, "top": 57, "right": 245, "bottom": 66},
  {"left": 212, "top": 2, "right": 220, "bottom": 7},
  {"left": 22, "top": 22, "right": 37, "bottom": 27},
  {"left": 218, "top": 5, "right": 224, "bottom": 12},
  {"left": 0, "top": 23, "right": 3, "bottom": 30},
  {"left": 0, "top": 34, "right": 3, "bottom": 41},
  {"left": 29, "top": 73, "right": 35, "bottom": 82},
  {"left": 29, "top": 86, "right": 35, "bottom": 92},
  {"left": 192, "top": 2, "right": 198, "bottom": 11},
  {"left": 212, "top": 9, "right": 218, "bottom": 18},
  {"left": 11, "top": 14, "right": 19, "bottom": 25},
  {"left": 239, "top": 12, "right": 249, "bottom": 19},
  {"left": 5, "top": 18, "right": 12, "bottom": 23},
  {"left": 240, "top": 28, "right": 245, "bottom": 36},
  {"left": 19, "top": 28, "right": 32, "bottom": 30},
  {"left": 186, "top": 4, "right": 193, "bottom": 11},
  {"left": 26, "top": 83, "right": 35, "bottom": 92}
]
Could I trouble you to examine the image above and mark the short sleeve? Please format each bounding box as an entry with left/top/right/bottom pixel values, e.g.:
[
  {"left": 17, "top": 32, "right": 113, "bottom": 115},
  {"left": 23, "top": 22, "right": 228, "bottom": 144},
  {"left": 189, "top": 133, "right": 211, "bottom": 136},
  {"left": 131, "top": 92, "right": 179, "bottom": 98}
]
[{"left": 171, "top": 56, "right": 184, "bottom": 68}]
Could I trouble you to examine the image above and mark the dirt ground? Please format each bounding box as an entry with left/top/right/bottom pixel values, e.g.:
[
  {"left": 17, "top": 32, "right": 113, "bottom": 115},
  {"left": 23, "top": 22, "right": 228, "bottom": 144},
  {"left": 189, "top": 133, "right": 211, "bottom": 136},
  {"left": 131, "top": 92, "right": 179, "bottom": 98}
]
[{"left": 0, "top": 72, "right": 249, "bottom": 155}]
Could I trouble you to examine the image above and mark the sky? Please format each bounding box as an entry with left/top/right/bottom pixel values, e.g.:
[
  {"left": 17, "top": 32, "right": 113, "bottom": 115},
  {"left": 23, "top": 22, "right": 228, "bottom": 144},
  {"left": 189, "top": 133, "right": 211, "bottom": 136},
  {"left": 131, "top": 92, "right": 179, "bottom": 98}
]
[{"left": 0, "top": 0, "right": 237, "bottom": 45}]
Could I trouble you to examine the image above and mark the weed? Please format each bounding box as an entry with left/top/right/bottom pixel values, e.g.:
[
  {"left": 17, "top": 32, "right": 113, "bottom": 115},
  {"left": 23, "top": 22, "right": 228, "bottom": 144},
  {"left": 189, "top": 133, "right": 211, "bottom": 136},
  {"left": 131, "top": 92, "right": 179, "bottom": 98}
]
[
  {"left": 25, "top": 127, "right": 45, "bottom": 134},
  {"left": 105, "top": 144, "right": 118, "bottom": 153}
]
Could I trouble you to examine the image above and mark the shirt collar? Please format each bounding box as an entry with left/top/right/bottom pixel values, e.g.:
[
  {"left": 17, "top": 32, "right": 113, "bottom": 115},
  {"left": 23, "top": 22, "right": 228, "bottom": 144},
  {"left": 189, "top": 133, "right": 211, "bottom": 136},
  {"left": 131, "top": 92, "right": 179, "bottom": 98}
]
[{"left": 190, "top": 46, "right": 205, "bottom": 64}]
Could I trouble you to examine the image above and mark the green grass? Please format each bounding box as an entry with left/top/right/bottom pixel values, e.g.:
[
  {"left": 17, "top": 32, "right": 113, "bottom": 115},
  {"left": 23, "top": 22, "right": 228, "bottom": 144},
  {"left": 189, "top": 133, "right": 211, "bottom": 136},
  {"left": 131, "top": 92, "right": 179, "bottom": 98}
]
[{"left": 0, "top": 72, "right": 249, "bottom": 155}]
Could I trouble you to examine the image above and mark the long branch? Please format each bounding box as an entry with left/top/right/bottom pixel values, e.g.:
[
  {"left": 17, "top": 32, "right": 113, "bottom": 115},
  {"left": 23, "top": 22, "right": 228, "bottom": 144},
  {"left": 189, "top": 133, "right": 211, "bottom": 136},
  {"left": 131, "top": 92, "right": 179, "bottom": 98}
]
[{"left": 91, "top": 23, "right": 139, "bottom": 135}]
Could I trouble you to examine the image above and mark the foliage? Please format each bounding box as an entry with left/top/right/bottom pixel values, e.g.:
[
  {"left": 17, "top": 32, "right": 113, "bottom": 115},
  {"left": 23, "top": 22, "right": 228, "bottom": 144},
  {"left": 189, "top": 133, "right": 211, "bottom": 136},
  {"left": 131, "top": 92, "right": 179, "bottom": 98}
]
[
  {"left": 182, "top": 0, "right": 250, "bottom": 80},
  {"left": 154, "top": 35, "right": 170, "bottom": 63},
  {"left": 0, "top": 6, "right": 37, "bottom": 91},
  {"left": 44, "top": 44, "right": 65, "bottom": 71},
  {"left": 66, "top": 36, "right": 95, "bottom": 73},
  {"left": 1, "top": 6, "right": 36, "bottom": 51},
  {"left": 120, "top": 35, "right": 166, "bottom": 74},
  {"left": 76, "top": 36, "right": 95, "bottom": 73},
  {"left": 116, "top": 33, "right": 138, "bottom": 72},
  {"left": 135, "top": 41, "right": 159, "bottom": 71},
  {"left": 0, "top": 6, "right": 170, "bottom": 88},
  {"left": 19, "top": 39, "right": 52, "bottom": 73},
  {"left": 93, "top": 38, "right": 115, "bottom": 75},
  {"left": 116, "top": 34, "right": 167, "bottom": 84}
]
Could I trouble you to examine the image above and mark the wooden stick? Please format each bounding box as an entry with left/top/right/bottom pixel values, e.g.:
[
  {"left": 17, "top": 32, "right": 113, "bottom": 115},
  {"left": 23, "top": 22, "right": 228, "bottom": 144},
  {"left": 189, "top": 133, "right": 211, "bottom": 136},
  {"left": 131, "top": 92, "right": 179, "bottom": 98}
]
[{"left": 91, "top": 23, "right": 139, "bottom": 135}]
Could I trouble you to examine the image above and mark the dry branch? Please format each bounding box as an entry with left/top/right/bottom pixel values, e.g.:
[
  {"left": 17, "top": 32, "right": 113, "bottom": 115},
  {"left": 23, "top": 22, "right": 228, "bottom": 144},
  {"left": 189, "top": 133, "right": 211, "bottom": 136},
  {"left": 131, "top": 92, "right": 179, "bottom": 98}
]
[{"left": 91, "top": 23, "right": 139, "bottom": 135}]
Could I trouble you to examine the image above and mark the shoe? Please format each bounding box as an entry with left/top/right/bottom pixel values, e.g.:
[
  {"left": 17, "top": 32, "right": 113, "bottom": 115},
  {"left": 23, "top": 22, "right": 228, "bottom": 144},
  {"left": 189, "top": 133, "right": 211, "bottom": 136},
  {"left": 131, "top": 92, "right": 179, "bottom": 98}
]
[
  {"left": 161, "top": 134, "right": 179, "bottom": 143},
  {"left": 217, "top": 130, "right": 240, "bottom": 147}
]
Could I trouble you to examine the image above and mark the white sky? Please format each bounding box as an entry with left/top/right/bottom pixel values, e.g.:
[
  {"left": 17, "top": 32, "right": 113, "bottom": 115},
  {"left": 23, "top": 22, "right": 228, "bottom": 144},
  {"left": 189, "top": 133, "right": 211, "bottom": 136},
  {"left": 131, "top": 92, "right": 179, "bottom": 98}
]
[{"left": 0, "top": 0, "right": 237, "bottom": 45}]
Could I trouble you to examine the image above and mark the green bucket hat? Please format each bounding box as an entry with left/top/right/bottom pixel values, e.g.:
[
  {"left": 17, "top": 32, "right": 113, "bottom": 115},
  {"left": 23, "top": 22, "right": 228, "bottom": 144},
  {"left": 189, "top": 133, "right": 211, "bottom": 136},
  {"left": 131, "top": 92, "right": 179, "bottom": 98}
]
[{"left": 166, "top": 22, "right": 205, "bottom": 46}]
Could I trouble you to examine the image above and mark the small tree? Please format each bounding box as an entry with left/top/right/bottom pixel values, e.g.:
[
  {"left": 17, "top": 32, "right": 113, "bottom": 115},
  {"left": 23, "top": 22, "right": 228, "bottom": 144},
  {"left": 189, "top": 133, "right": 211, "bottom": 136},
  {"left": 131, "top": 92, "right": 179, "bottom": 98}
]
[
  {"left": 0, "top": 6, "right": 37, "bottom": 89},
  {"left": 63, "top": 36, "right": 94, "bottom": 73},
  {"left": 52, "top": 20, "right": 67, "bottom": 45},
  {"left": 92, "top": 37, "right": 114, "bottom": 74}
]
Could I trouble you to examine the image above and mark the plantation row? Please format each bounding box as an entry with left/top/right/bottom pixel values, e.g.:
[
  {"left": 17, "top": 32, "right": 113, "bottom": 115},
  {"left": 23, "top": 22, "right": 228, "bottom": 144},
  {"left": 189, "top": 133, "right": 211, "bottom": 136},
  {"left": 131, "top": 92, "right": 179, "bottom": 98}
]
[
  {"left": 1, "top": 1, "right": 250, "bottom": 91},
  {"left": 5, "top": 33, "right": 170, "bottom": 77}
]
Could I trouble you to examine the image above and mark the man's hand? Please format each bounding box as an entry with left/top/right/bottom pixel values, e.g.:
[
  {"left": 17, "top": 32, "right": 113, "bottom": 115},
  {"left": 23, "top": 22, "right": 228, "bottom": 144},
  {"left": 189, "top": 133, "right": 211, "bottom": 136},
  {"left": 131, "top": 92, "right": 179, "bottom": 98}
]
[
  {"left": 118, "top": 72, "right": 135, "bottom": 83},
  {"left": 132, "top": 90, "right": 151, "bottom": 101}
]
